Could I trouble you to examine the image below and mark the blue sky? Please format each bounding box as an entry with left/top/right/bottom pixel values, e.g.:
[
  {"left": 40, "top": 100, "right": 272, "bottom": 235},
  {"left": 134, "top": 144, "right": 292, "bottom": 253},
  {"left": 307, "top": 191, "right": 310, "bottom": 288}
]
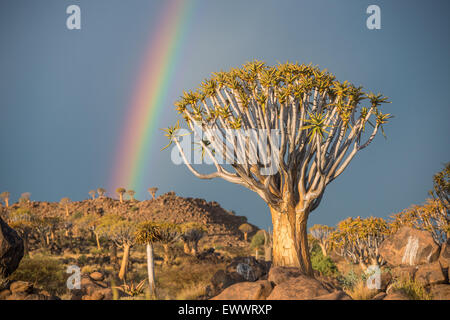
[{"left": 0, "top": 0, "right": 449, "bottom": 229}]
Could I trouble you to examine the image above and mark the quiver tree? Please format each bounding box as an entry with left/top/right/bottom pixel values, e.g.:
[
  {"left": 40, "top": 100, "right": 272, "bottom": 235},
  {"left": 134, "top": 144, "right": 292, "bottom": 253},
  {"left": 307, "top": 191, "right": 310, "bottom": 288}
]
[
  {"left": 7, "top": 208, "right": 36, "bottom": 254},
  {"left": 116, "top": 187, "right": 126, "bottom": 203},
  {"left": 0, "top": 191, "right": 10, "bottom": 208},
  {"left": 127, "top": 190, "right": 136, "bottom": 201},
  {"left": 180, "top": 222, "right": 205, "bottom": 255},
  {"left": 19, "top": 192, "right": 31, "bottom": 205},
  {"left": 148, "top": 187, "right": 158, "bottom": 200},
  {"left": 135, "top": 222, "right": 163, "bottom": 298},
  {"left": 60, "top": 197, "right": 71, "bottom": 217},
  {"left": 99, "top": 214, "right": 137, "bottom": 281},
  {"left": 309, "top": 224, "right": 334, "bottom": 256},
  {"left": 239, "top": 223, "right": 253, "bottom": 241},
  {"left": 97, "top": 188, "right": 106, "bottom": 198},
  {"left": 89, "top": 190, "right": 96, "bottom": 200},
  {"left": 330, "top": 216, "right": 389, "bottom": 271},
  {"left": 155, "top": 222, "right": 181, "bottom": 265},
  {"left": 165, "top": 61, "right": 392, "bottom": 275},
  {"left": 78, "top": 215, "right": 104, "bottom": 250}
]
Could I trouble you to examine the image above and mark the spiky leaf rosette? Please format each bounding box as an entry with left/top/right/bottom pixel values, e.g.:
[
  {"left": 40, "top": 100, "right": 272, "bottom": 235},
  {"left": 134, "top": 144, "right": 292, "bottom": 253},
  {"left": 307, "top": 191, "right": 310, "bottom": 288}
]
[{"left": 165, "top": 61, "right": 392, "bottom": 211}]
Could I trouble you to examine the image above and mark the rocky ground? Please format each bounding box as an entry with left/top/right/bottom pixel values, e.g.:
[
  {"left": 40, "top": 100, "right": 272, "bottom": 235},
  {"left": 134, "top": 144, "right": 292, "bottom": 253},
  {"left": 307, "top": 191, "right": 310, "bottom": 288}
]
[{"left": 1, "top": 193, "right": 449, "bottom": 300}]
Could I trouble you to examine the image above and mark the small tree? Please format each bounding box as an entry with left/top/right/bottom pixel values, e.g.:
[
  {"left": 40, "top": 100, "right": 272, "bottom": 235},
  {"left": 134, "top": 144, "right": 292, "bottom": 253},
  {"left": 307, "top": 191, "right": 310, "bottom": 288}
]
[
  {"left": 155, "top": 222, "right": 181, "bottom": 265},
  {"left": 239, "top": 223, "right": 253, "bottom": 241},
  {"left": 60, "top": 197, "right": 71, "bottom": 217},
  {"left": 116, "top": 188, "right": 126, "bottom": 203},
  {"left": 0, "top": 191, "right": 10, "bottom": 208},
  {"left": 19, "top": 192, "right": 31, "bottom": 204},
  {"left": 89, "top": 190, "right": 96, "bottom": 200},
  {"left": 7, "top": 208, "right": 36, "bottom": 254},
  {"left": 135, "top": 222, "right": 163, "bottom": 298},
  {"left": 148, "top": 187, "right": 158, "bottom": 200},
  {"left": 127, "top": 190, "right": 136, "bottom": 201},
  {"left": 97, "top": 188, "right": 106, "bottom": 198},
  {"left": 309, "top": 224, "right": 334, "bottom": 256},
  {"left": 330, "top": 216, "right": 389, "bottom": 271},
  {"left": 99, "top": 214, "right": 137, "bottom": 281},
  {"left": 180, "top": 222, "right": 205, "bottom": 255},
  {"left": 78, "top": 214, "right": 104, "bottom": 250},
  {"left": 165, "top": 61, "right": 392, "bottom": 275}
]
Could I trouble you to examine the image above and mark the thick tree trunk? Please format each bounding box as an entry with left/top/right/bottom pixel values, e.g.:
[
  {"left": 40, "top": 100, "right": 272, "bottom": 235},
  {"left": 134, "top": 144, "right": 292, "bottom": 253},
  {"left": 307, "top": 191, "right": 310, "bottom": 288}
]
[
  {"left": 5, "top": 198, "right": 9, "bottom": 207},
  {"left": 118, "top": 244, "right": 130, "bottom": 281},
  {"left": 319, "top": 243, "right": 328, "bottom": 257},
  {"left": 270, "top": 206, "right": 313, "bottom": 276},
  {"left": 183, "top": 241, "right": 190, "bottom": 254},
  {"left": 264, "top": 244, "right": 272, "bottom": 262},
  {"left": 244, "top": 232, "right": 248, "bottom": 241},
  {"left": 191, "top": 241, "right": 199, "bottom": 256},
  {"left": 146, "top": 243, "right": 156, "bottom": 298}
]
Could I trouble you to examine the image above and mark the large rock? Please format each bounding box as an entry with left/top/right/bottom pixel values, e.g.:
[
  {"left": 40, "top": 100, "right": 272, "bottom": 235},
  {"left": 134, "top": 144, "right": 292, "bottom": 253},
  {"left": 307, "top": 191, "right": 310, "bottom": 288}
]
[
  {"left": 415, "top": 261, "right": 446, "bottom": 286},
  {"left": 267, "top": 266, "right": 303, "bottom": 285},
  {"left": 379, "top": 227, "right": 440, "bottom": 266},
  {"left": 0, "top": 216, "right": 24, "bottom": 278},
  {"left": 383, "top": 291, "right": 411, "bottom": 300},
  {"left": 311, "top": 291, "right": 352, "bottom": 300},
  {"left": 430, "top": 284, "right": 450, "bottom": 300},
  {"left": 267, "top": 275, "right": 331, "bottom": 300},
  {"left": 225, "top": 257, "right": 269, "bottom": 281},
  {"left": 211, "top": 280, "right": 273, "bottom": 300},
  {"left": 439, "top": 239, "right": 450, "bottom": 269},
  {"left": 390, "top": 265, "right": 418, "bottom": 280}
]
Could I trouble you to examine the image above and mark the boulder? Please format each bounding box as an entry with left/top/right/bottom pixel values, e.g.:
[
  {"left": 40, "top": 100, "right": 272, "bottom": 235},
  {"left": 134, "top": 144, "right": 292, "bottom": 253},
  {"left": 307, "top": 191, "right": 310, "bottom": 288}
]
[
  {"left": 439, "top": 239, "right": 450, "bottom": 269},
  {"left": 390, "top": 265, "right": 418, "bottom": 280},
  {"left": 0, "top": 216, "right": 24, "bottom": 277},
  {"left": 9, "top": 281, "right": 33, "bottom": 294},
  {"left": 430, "top": 284, "right": 450, "bottom": 300},
  {"left": 415, "top": 261, "right": 446, "bottom": 286},
  {"left": 267, "top": 266, "right": 303, "bottom": 285},
  {"left": 89, "top": 271, "right": 105, "bottom": 282},
  {"left": 312, "top": 291, "right": 352, "bottom": 300},
  {"left": 211, "top": 281, "right": 273, "bottom": 300},
  {"left": 383, "top": 291, "right": 411, "bottom": 300},
  {"left": 372, "top": 292, "right": 387, "bottom": 300},
  {"left": 267, "top": 275, "right": 331, "bottom": 300},
  {"left": 379, "top": 227, "right": 440, "bottom": 266},
  {"left": 225, "top": 257, "right": 269, "bottom": 281}
]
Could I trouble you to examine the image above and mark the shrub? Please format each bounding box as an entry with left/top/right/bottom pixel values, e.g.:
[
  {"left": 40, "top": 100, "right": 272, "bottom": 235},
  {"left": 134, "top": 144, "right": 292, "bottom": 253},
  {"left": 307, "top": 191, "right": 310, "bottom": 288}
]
[
  {"left": 250, "top": 232, "right": 265, "bottom": 249},
  {"left": 390, "top": 278, "right": 432, "bottom": 300},
  {"left": 8, "top": 255, "right": 67, "bottom": 295},
  {"left": 310, "top": 243, "right": 338, "bottom": 277}
]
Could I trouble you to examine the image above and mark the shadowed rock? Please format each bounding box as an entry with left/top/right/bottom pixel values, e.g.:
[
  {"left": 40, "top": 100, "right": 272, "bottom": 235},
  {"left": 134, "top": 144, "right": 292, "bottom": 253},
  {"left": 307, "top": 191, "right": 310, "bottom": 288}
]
[{"left": 0, "top": 216, "right": 24, "bottom": 278}]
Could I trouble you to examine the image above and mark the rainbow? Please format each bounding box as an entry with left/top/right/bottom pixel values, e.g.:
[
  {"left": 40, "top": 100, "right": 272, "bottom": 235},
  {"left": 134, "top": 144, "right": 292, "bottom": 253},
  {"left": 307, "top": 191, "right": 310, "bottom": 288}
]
[{"left": 109, "top": 0, "right": 195, "bottom": 197}]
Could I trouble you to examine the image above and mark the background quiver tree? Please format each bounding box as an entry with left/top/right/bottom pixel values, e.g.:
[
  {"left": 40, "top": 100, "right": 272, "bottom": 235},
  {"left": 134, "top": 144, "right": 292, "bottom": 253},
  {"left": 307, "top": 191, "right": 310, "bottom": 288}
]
[
  {"left": 59, "top": 197, "right": 71, "bottom": 217},
  {"left": 19, "top": 192, "right": 31, "bottom": 205},
  {"left": 0, "top": 191, "right": 10, "bottom": 208},
  {"left": 135, "top": 222, "right": 164, "bottom": 298},
  {"left": 239, "top": 223, "right": 253, "bottom": 241},
  {"left": 97, "top": 188, "right": 106, "bottom": 198},
  {"left": 98, "top": 214, "right": 137, "bottom": 281},
  {"left": 390, "top": 163, "right": 449, "bottom": 244},
  {"left": 89, "top": 190, "right": 96, "bottom": 200},
  {"left": 116, "top": 187, "right": 126, "bottom": 203},
  {"left": 77, "top": 214, "right": 105, "bottom": 250},
  {"left": 7, "top": 208, "right": 36, "bottom": 255},
  {"left": 148, "top": 187, "right": 158, "bottom": 200},
  {"left": 155, "top": 222, "right": 181, "bottom": 265},
  {"left": 166, "top": 60, "right": 392, "bottom": 275},
  {"left": 127, "top": 189, "right": 136, "bottom": 201},
  {"left": 180, "top": 222, "right": 205, "bottom": 256},
  {"left": 330, "top": 216, "right": 389, "bottom": 271},
  {"left": 309, "top": 224, "right": 334, "bottom": 256},
  {"left": 250, "top": 229, "right": 273, "bottom": 261}
]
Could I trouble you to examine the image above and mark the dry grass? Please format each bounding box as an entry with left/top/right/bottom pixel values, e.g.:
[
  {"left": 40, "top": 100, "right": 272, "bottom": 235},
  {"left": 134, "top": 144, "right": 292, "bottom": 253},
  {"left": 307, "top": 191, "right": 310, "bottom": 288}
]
[
  {"left": 390, "top": 278, "right": 432, "bottom": 300},
  {"left": 345, "top": 280, "right": 379, "bottom": 300},
  {"left": 176, "top": 282, "right": 207, "bottom": 300}
]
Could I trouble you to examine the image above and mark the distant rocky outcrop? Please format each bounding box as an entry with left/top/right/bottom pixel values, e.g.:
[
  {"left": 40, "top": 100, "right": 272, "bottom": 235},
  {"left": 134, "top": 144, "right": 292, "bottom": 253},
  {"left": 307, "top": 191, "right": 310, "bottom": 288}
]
[{"left": 0, "top": 216, "right": 24, "bottom": 278}]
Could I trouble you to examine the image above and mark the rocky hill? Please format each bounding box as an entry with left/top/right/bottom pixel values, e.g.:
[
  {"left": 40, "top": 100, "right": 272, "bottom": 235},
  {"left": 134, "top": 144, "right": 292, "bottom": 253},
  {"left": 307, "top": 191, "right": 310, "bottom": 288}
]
[{"left": 1, "top": 191, "right": 259, "bottom": 248}]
